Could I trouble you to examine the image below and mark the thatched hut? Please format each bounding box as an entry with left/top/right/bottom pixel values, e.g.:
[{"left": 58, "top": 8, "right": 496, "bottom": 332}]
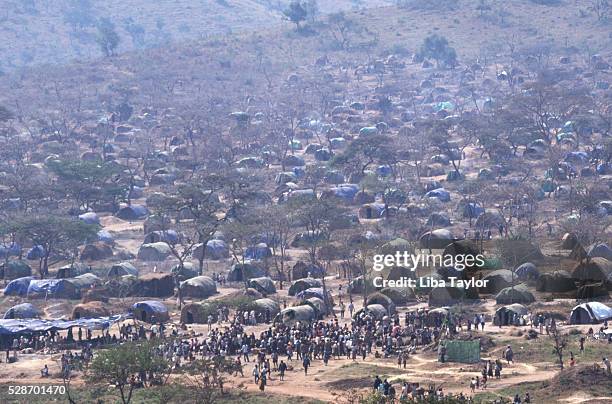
[
  {"left": 227, "top": 262, "right": 266, "bottom": 282},
  {"left": 132, "top": 273, "right": 175, "bottom": 297},
  {"left": 72, "top": 301, "right": 110, "bottom": 319},
  {"left": 180, "top": 276, "right": 217, "bottom": 298},
  {"left": 291, "top": 261, "right": 325, "bottom": 280},
  {"left": 137, "top": 242, "right": 172, "bottom": 261},
  {"left": 181, "top": 303, "right": 211, "bottom": 324},
  {"left": 80, "top": 242, "right": 113, "bottom": 261},
  {"left": 576, "top": 283, "right": 609, "bottom": 299},
  {"left": 572, "top": 258, "right": 612, "bottom": 286}
]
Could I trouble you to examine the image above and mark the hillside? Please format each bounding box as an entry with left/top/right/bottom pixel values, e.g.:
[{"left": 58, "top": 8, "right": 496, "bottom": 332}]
[{"left": 0, "top": 0, "right": 392, "bottom": 73}]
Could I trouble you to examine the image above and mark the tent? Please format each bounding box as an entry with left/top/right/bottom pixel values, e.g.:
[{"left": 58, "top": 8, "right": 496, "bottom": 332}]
[
  {"left": 494, "top": 304, "right": 529, "bottom": 326},
  {"left": 248, "top": 277, "right": 276, "bottom": 295},
  {"left": 66, "top": 273, "right": 101, "bottom": 290},
  {"left": 0, "top": 260, "right": 32, "bottom": 280},
  {"left": 245, "top": 243, "right": 272, "bottom": 260},
  {"left": 428, "top": 287, "right": 465, "bottom": 307},
  {"left": 427, "top": 212, "right": 451, "bottom": 227},
  {"left": 103, "top": 275, "right": 138, "bottom": 298},
  {"left": 572, "top": 258, "right": 612, "bottom": 285},
  {"left": 561, "top": 233, "right": 579, "bottom": 250},
  {"left": 366, "top": 292, "right": 396, "bottom": 314},
  {"left": 27, "top": 279, "right": 79, "bottom": 299},
  {"left": 387, "top": 266, "right": 418, "bottom": 281},
  {"left": 97, "top": 230, "right": 114, "bottom": 244},
  {"left": 576, "top": 283, "right": 609, "bottom": 300},
  {"left": 481, "top": 269, "right": 516, "bottom": 294},
  {"left": 274, "top": 305, "right": 316, "bottom": 325},
  {"left": 4, "top": 303, "right": 40, "bottom": 319},
  {"left": 586, "top": 243, "right": 612, "bottom": 261},
  {"left": 379, "top": 238, "right": 414, "bottom": 256},
  {"left": 71, "top": 301, "right": 110, "bottom": 319},
  {"left": 0, "top": 243, "right": 20, "bottom": 259},
  {"left": 291, "top": 261, "right": 325, "bottom": 280},
  {"left": 353, "top": 304, "right": 388, "bottom": 321},
  {"left": 358, "top": 203, "right": 386, "bottom": 219},
  {"left": 514, "top": 262, "right": 540, "bottom": 281},
  {"left": 78, "top": 212, "right": 99, "bottom": 225},
  {"left": 569, "top": 302, "right": 612, "bottom": 324},
  {"left": 475, "top": 211, "right": 504, "bottom": 229},
  {"left": 0, "top": 314, "right": 130, "bottom": 335},
  {"left": 291, "top": 231, "right": 327, "bottom": 248},
  {"left": 132, "top": 273, "right": 175, "bottom": 297},
  {"left": 289, "top": 278, "right": 322, "bottom": 296},
  {"left": 379, "top": 287, "right": 417, "bottom": 305},
  {"left": 180, "top": 303, "right": 213, "bottom": 324},
  {"left": 419, "top": 229, "right": 455, "bottom": 249},
  {"left": 137, "top": 242, "right": 172, "bottom": 261},
  {"left": 443, "top": 240, "right": 481, "bottom": 259},
  {"left": 495, "top": 285, "right": 536, "bottom": 304},
  {"left": 193, "top": 239, "right": 229, "bottom": 260},
  {"left": 227, "top": 262, "right": 266, "bottom": 282},
  {"left": 425, "top": 188, "right": 451, "bottom": 203},
  {"left": 252, "top": 298, "right": 281, "bottom": 318},
  {"left": 326, "top": 184, "right": 359, "bottom": 203},
  {"left": 3, "top": 276, "right": 34, "bottom": 297},
  {"left": 440, "top": 340, "right": 480, "bottom": 364},
  {"left": 26, "top": 245, "right": 45, "bottom": 260},
  {"left": 56, "top": 263, "right": 89, "bottom": 279},
  {"left": 296, "top": 287, "right": 329, "bottom": 303},
  {"left": 107, "top": 262, "right": 138, "bottom": 278},
  {"left": 144, "top": 230, "right": 179, "bottom": 245},
  {"left": 80, "top": 242, "right": 113, "bottom": 261},
  {"left": 180, "top": 276, "right": 217, "bottom": 298},
  {"left": 537, "top": 270, "right": 576, "bottom": 292},
  {"left": 116, "top": 204, "right": 149, "bottom": 220},
  {"left": 131, "top": 301, "right": 169, "bottom": 323},
  {"left": 171, "top": 262, "right": 199, "bottom": 282}
]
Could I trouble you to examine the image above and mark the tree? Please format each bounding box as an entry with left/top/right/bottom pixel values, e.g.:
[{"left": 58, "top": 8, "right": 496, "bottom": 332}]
[
  {"left": 184, "top": 356, "right": 241, "bottom": 404},
  {"left": 418, "top": 34, "right": 458, "bottom": 68},
  {"left": 87, "top": 340, "right": 171, "bottom": 404},
  {"left": 550, "top": 326, "right": 567, "bottom": 370},
  {"left": 97, "top": 17, "right": 120, "bottom": 57},
  {"left": 8, "top": 215, "right": 99, "bottom": 278},
  {"left": 283, "top": 1, "right": 308, "bottom": 30}
]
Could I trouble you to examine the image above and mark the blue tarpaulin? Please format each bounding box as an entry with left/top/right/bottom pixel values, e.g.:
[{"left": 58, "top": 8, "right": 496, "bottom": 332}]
[
  {"left": 4, "top": 277, "right": 34, "bottom": 296},
  {"left": 0, "top": 314, "right": 131, "bottom": 335}
]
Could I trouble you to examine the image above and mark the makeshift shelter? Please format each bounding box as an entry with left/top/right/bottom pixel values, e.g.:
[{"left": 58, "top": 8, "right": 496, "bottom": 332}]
[
  {"left": 137, "top": 242, "right": 172, "bottom": 261},
  {"left": 561, "top": 233, "right": 579, "bottom": 250},
  {"left": 291, "top": 261, "right": 325, "bottom": 280},
  {"left": 494, "top": 304, "right": 529, "bottom": 326},
  {"left": 475, "top": 211, "right": 504, "bottom": 229},
  {"left": 181, "top": 303, "right": 210, "bottom": 324},
  {"left": 116, "top": 204, "right": 149, "bottom": 220},
  {"left": 536, "top": 270, "right": 576, "bottom": 292},
  {"left": 379, "top": 287, "right": 417, "bottom": 305},
  {"left": 71, "top": 301, "right": 110, "bottom": 319},
  {"left": 26, "top": 245, "right": 45, "bottom": 260},
  {"left": 245, "top": 243, "right": 272, "bottom": 260},
  {"left": 419, "top": 229, "right": 454, "bottom": 250},
  {"left": 227, "top": 262, "right": 266, "bottom": 282},
  {"left": 56, "top": 263, "right": 89, "bottom": 279},
  {"left": 569, "top": 302, "right": 612, "bottom": 324},
  {"left": 302, "top": 297, "right": 326, "bottom": 318},
  {"left": 132, "top": 273, "right": 175, "bottom": 297},
  {"left": 424, "top": 308, "right": 449, "bottom": 327},
  {"left": 252, "top": 298, "right": 281, "bottom": 318},
  {"left": 274, "top": 305, "right": 317, "bottom": 325},
  {"left": 366, "top": 292, "right": 396, "bottom": 314},
  {"left": 131, "top": 301, "right": 169, "bottom": 323},
  {"left": 379, "top": 238, "right": 414, "bottom": 256},
  {"left": 427, "top": 212, "right": 451, "bottom": 227},
  {"left": 495, "top": 285, "right": 536, "bottom": 304},
  {"left": 171, "top": 262, "right": 199, "bottom": 282},
  {"left": 80, "top": 242, "right": 113, "bottom": 261},
  {"left": 428, "top": 287, "right": 465, "bottom": 307},
  {"left": 0, "top": 260, "right": 32, "bottom": 280},
  {"left": 387, "top": 266, "right": 417, "bottom": 281},
  {"left": 425, "top": 188, "right": 451, "bottom": 202},
  {"left": 291, "top": 231, "right": 327, "bottom": 248},
  {"left": 296, "top": 288, "right": 331, "bottom": 305},
  {"left": 4, "top": 303, "right": 40, "bottom": 319},
  {"left": 144, "top": 230, "right": 179, "bottom": 245},
  {"left": 440, "top": 340, "right": 480, "bottom": 364},
  {"left": 3, "top": 277, "right": 34, "bottom": 297},
  {"left": 193, "top": 239, "right": 229, "bottom": 260},
  {"left": 289, "top": 278, "right": 322, "bottom": 296},
  {"left": 480, "top": 269, "right": 516, "bottom": 294},
  {"left": 248, "top": 277, "right": 276, "bottom": 295},
  {"left": 586, "top": 243, "right": 612, "bottom": 261},
  {"left": 442, "top": 240, "right": 481, "bottom": 259},
  {"left": 572, "top": 258, "right": 612, "bottom": 285},
  {"left": 495, "top": 239, "right": 544, "bottom": 264},
  {"left": 179, "top": 276, "right": 217, "bottom": 298},
  {"left": 576, "top": 283, "right": 609, "bottom": 300},
  {"left": 0, "top": 315, "right": 130, "bottom": 336},
  {"left": 107, "top": 262, "right": 138, "bottom": 278},
  {"left": 514, "top": 262, "right": 540, "bottom": 281},
  {"left": 353, "top": 304, "right": 388, "bottom": 321},
  {"left": 27, "top": 279, "right": 80, "bottom": 299},
  {"left": 78, "top": 212, "right": 99, "bottom": 225},
  {"left": 359, "top": 202, "right": 386, "bottom": 219}
]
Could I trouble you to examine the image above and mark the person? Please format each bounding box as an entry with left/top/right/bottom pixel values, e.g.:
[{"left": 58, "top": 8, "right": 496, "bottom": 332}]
[
  {"left": 252, "top": 364, "right": 259, "bottom": 384},
  {"left": 524, "top": 392, "right": 531, "bottom": 403},
  {"left": 505, "top": 345, "right": 514, "bottom": 364},
  {"left": 470, "top": 377, "right": 476, "bottom": 393},
  {"left": 603, "top": 357, "right": 611, "bottom": 375},
  {"left": 348, "top": 301, "right": 354, "bottom": 318},
  {"left": 339, "top": 301, "right": 345, "bottom": 319},
  {"left": 242, "top": 343, "right": 250, "bottom": 362},
  {"left": 302, "top": 355, "right": 310, "bottom": 375},
  {"left": 278, "top": 360, "right": 287, "bottom": 381},
  {"left": 579, "top": 336, "right": 585, "bottom": 352},
  {"left": 570, "top": 352, "right": 575, "bottom": 367},
  {"left": 438, "top": 344, "right": 446, "bottom": 363},
  {"left": 480, "top": 314, "right": 486, "bottom": 331},
  {"left": 41, "top": 364, "right": 49, "bottom": 377},
  {"left": 373, "top": 375, "right": 382, "bottom": 391},
  {"left": 259, "top": 375, "right": 265, "bottom": 391},
  {"left": 513, "top": 393, "right": 522, "bottom": 404}
]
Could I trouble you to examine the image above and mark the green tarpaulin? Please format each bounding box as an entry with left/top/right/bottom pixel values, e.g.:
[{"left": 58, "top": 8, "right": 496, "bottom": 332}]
[{"left": 441, "top": 339, "right": 480, "bottom": 364}]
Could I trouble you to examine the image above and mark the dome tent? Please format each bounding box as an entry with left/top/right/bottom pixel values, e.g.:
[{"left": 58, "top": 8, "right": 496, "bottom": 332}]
[
  {"left": 514, "top": 262, "right": 540, "bottom": 281},
  {"left": 494, "top": 304, "right": 528, "bottom": 326},
  {"left": 569, "top": 302, "right": 612, "bottom": 324},
  {"left": 137, "top": 242, "right": 172, "bottom": 261},
  {"left": 0, "top": 260, "right": 32, "bottom": 280},
  {"left": 536, "top": 270, "right": 576, "bottom": 292},
  {"left": 495, "top": 284, "right": 536, "bottom": 304},
  {"left": 179, "top": 276, "right": 217, "bottom": 298},
  {"left": 4, "top": 303, "right": 40, "bottom": 319},
  {"left": 288, "top": 278, "right": 322, "bottom": 296},
  {"left": 3, "top": 276, "right": 34, "bottom": 296},
  {"left": 131, "top": 301, "right": 169, "bottom": 323}
]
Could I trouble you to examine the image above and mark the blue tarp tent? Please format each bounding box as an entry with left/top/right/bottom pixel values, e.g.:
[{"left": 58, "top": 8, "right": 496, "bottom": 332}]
[
  {"left": 569, "top": 302, "right": 612, "bottom": 324},
  {"left": 78, "top": 212, "right": 100, "bottom": 225},
  {"left": 27, "top": 279, "right": 81, "bottom": 299},
  {"left": 131, "top": 301, "right": 169, "bottom": 323},
  {"left": 4, "top": 303, "right": 40, "bottom": 319},
  {"left": 426, "top": 188, "right": 451, "bottom": 202},
  {"left": 329, "top": 184, "right": 359, "bottom": 202},
  {"left": 0, "top": 314, "right": 130, "bottom": 335},
  {"left": 4, "top": 276, "right": 34, "bottom": 296},
  {"left": 0, "top": 243, "right": 21, "bottom": 259},
  {"left": 245, "top": 243, "right": 272, "bottom": 260},
  {"left": 116, "top": 204, "right": 149, "bottom": 220},
  {"left": 26, "top": 245, "right": 45, "bottom": 260},
  {"left": 97, "top": 230, "right": 114, "bottom": 243}
]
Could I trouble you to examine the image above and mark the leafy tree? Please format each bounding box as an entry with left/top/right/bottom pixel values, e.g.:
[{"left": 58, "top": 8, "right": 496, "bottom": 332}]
[
  {"left": 418, "top": 34, "right": 458, "bottom": 68},
  {"left": 96, "top": 17, "right": 120, "bottom": 57},
  {"left": 183, "top": 356, "right": 241, "bottom": 404},
  {"left": 283, "top": 0, "right": 308, "bottom": 29},
  {"left": 8, "top": 215, "right": 99, "bottom": 278}
]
